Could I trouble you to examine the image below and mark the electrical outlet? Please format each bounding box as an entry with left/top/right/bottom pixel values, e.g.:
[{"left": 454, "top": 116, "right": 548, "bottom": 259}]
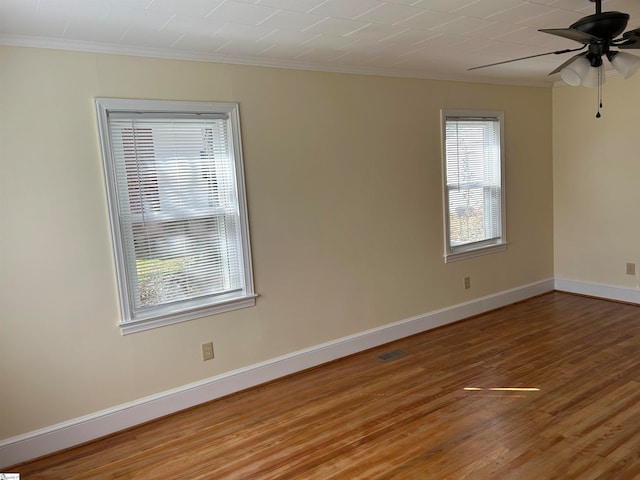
[
  {"left": 464, "top": 276, "right": 471, "bottom": 290},
  {"left": 201, "top": 342, "right": 214, "bottom": 361},
  {"left": 627, "top": 263, "right": 636, "bottom": 275}
]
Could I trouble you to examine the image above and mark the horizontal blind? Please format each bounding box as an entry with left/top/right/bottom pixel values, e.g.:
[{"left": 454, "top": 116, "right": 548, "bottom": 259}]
[
  {"left": 108, "top": 116, "right": 244, "bottom": 313},
  {"left": 445, "top": 117, "right": 502, "bottom": 248}
]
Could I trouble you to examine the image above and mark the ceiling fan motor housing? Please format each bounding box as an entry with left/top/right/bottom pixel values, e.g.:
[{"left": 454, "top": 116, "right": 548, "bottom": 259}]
[{"left": 571, "top": 12, "right": 629, "bottom": 40}]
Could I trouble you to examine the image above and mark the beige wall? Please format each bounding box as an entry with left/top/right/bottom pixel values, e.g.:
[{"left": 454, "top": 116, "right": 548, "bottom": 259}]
[
  {"left": 0, "top": 45, "right": 554, "bottom": 440},
  {"left": 553, "top": 75, "right": 640, "bottom": 288}
]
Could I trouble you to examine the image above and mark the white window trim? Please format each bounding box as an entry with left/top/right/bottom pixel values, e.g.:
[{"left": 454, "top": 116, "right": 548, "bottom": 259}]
[
  {"left": 95, "top": 98, "right": 256, "bottom": 334},
  {"left": 441, "top": 109, "right": 507, "bottom": 263}
]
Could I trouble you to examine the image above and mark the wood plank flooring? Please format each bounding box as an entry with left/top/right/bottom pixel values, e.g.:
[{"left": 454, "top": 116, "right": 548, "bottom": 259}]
[{"left": 10, "top": 292, "right": 640, "bottom": 479}]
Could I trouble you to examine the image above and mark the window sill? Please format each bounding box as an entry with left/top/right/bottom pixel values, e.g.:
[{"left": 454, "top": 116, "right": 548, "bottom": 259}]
[
  {"left": 119, "top": 294, "right": 258, "bottom": 335},
  {"left": 444, "top": 242, "right": 507, "bottom": 263}
]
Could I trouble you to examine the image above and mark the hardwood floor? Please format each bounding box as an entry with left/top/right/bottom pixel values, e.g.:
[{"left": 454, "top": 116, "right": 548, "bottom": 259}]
[{"left": 11, "top": 292, "right": 640, "bottom": 479}]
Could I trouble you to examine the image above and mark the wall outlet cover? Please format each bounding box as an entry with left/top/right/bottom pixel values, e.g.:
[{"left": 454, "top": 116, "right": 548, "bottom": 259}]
[{"left": 201, "top": 342, "right": 214, "bottom": 361}]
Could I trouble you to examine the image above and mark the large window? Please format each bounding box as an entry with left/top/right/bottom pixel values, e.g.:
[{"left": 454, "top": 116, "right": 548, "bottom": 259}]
[
  {"left": 96, "top": 98, "right": 255, "bottom": 333},
  {"left": 442, "top": 110, "right": 506, "bottom": 262}
]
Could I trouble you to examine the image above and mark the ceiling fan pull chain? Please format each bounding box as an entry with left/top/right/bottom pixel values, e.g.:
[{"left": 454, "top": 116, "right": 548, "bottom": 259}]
[{"left": 596, "top": 67, "right": 603, "bottom": 118}]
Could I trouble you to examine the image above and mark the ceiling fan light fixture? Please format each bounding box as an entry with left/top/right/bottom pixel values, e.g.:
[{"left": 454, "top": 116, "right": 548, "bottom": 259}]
[
  {"left": 581, "top": 65, "right": 605, "bottom": 87},
  {"left": 560, "top": 56, "right": 591, "bottom": 85},
  {"left": 609, "top": 51, "right": 640, "bottom": 79}
]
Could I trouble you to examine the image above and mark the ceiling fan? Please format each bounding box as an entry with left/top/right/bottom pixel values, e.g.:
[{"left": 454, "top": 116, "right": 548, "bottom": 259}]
[{"left": 470, "top": 0, "right": 640, "bottom": 117}]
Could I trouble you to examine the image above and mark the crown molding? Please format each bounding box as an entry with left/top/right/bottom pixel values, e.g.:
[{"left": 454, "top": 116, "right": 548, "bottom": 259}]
[{"left": 0, "top": 34, "right": 553, "bottom": 88}]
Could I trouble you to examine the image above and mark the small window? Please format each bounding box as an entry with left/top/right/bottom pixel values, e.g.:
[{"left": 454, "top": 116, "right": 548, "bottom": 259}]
[
  {"left": 95, "top": 98, "right": 256, "bottom": 333},
  {"left": 441, "top": 110, "right": 506, "bottom": 262}
]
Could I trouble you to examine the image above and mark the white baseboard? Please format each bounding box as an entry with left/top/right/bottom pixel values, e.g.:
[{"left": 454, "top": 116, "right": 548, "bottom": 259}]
[
  {"left": 0, "top": 278, "right": 555, "bottom": 469},
  {"left": 555, "top": 278, "right": 640, "bottom": 305}
]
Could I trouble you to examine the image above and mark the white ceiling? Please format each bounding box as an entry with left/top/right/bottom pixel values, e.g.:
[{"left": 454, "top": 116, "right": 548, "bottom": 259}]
[{"left": 3, "top": 0, "right": 640, "bottom": 86}]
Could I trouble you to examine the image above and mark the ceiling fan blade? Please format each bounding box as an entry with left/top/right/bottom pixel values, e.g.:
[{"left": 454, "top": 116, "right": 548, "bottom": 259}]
[
  {"left": 618, "top": 27, "right": 640, "bottom": 47},
  {"left": 547, "top": 52, "right": 587, "bottom": 75},
  {"left": 468, "top": 46, "right": 585, "bottom": 71},
  {"left": 618, "top": 40, "right": 640, "bottom": 49},
  {"left": 539, "top": 28, "right": 601, "bottom": 44},
  {"left": 622, "top": 27, "right": 640, "bottom": 39}
]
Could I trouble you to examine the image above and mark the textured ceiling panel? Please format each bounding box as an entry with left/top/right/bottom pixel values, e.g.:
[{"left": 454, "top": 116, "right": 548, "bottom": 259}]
[{"left": 1, "top": 0, "right": 640, "bottom": 86}]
